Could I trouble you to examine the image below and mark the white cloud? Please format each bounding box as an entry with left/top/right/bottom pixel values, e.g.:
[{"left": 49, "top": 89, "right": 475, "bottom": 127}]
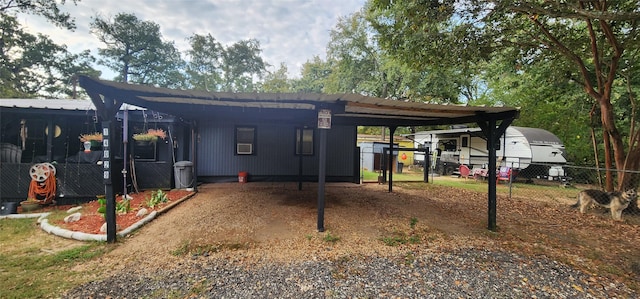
[{"left": 18, "top": 0, "right": 366, "bottom": 79}]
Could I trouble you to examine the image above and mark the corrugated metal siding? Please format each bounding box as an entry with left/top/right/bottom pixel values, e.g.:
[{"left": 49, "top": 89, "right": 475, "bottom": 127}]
[
  {"left": 326, "top": 127, "right": 356, "bottom": 176},
  {"left": 197, "top": 121, "right": 356, "bottom": 177},
  {"left": 197, "top": 122, "right": 235, "bottom": 176}
]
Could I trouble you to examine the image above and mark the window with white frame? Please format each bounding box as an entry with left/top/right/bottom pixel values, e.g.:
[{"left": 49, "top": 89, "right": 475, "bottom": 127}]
[
  {"left": 236, "top": 127, "right": 255, "bottom": 155},
  {"left": 295, "top": 128, "right": 314, "bottom": 155}
]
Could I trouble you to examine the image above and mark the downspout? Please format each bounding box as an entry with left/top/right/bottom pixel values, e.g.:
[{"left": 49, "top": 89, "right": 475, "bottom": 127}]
[{"left": 191, "top": 121, "right": 198, "bottom": 192}]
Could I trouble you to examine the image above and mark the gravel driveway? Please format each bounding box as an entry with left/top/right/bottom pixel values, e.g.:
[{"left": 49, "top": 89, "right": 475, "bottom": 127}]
[
  {"left": 63, "top": 182, "right": 638, "bottom": 298},
  {"left": 65, "top": 248, "right": 635, "bottom": 298}
]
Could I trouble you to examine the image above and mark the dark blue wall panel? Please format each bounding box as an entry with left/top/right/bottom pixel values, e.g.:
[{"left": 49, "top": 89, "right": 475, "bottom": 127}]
[{"left": 196, "top": 121, "right": 356, "bottom": 180}]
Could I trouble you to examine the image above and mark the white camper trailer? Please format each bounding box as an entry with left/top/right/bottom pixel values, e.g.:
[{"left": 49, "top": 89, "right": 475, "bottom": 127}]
[{"left": 411, "top": 126, "right": 567, "bottom": 179}]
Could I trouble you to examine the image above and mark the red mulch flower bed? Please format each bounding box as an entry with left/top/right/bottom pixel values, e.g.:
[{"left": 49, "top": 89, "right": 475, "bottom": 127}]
[{"left": 40, "top": 190, "right": 193, "bottom": 235}]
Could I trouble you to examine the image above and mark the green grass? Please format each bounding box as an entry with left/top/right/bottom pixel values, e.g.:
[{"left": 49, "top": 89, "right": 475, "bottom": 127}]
[
  {"left": 0, "top": 217, "right": 110, "bottom": 298},
  {"left": 361, "top": 169, "right": 425, "bottom": 182},
  {"left": 380, "top": 218, "right": 422, "bottom": 246},
  {"left": 396, "top": 176, "right": 579, "bottom": 202},
  {"left": 322, "top": 231, "right": 341, "bottom": 243}
]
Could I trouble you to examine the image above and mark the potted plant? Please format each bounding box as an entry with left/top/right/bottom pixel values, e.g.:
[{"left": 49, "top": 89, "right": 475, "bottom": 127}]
[
  {"left": 20, "top": 198, "right": 41, "bottom": 212},
  {"left": 79, "top": 132, "right": 103, "bottom": 142},
  {"left": 132, "top": 128, "right": 167, "bottom": 143},
  {"left": 79, "top": 132, "right": 103, "bottom": 151}
]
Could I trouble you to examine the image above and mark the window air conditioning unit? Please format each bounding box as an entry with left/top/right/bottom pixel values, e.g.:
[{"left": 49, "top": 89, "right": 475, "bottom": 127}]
[{"left": 237, "top": 143, "right": 253, "bottom": 154}]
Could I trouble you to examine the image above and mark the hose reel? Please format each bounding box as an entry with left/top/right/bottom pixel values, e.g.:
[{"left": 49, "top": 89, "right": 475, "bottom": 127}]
[
  {"left": 27, "top": 163, "right": 57, "bottom": 205},
  {"left": 29, "top": 163, "right": 56, "bottom": 182}
]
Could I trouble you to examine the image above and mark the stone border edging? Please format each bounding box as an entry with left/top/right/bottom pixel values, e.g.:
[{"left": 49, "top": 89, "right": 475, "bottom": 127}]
[
  {"left": 0, "top": 212, "right": 50, "bottom": 220},
  {"left": 40, "top": 218, "right": 107, "bottom": 241},
  {"left": 117, "top": 211, "right": 157, "bottom": 236},
  {"left": 1, "top": 192, "right": 196, "bottom": 242}
]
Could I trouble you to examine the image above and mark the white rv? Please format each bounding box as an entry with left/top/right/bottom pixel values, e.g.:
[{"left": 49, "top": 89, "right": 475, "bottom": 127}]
[{"left": 411, "top": 126, "right": 567, "bottom": 178}]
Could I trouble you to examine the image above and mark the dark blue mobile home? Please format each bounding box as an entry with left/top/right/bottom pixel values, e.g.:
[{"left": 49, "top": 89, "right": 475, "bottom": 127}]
[{"left": 197, "top": 121, "right": 357, "bottom": 182}]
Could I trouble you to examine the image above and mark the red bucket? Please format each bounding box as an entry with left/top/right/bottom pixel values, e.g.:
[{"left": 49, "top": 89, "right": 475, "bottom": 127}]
[{"left": 238, "top": 171, "right": 248, "bottom": 183}]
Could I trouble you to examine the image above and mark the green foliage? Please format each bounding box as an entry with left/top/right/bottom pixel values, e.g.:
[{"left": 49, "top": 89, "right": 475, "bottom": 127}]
[
  {"left": 96, "top": 195, "right": 106, "bottom": 216},
  {"left": 322, "top": 231, "right": 340, "bottom": 243},
  {"left": 96, "top": 195, "right": 131, "bottom": 216},
  {"left": 261, "top": 63, "right": 292, "bottom": 92},
  {"left": 410, "top": 217, "right": 418, "bottom": 230},
  {"left": 147, "top": 189, "right": 168, "bottom": 208},
  {"left": 0, "top": 0, "right": 79, "bottom": 30},
  {"left": 220, "top": 39, "right": 268, "bottom": 92},
  {"left": 91, "top": 12, "right": 185, "bottom": 87},
  {"left": 380, "top": 234, "right": 406, "bottom": 246},
  {"left": 360, "top": 169, "right": 424, "bottom": 182},
  {"left": 291, "top": 56, "right": 331, "bottom": 92},
  {"left": 481, "top": 55, "right": 595, "bottom": 165},
  {"left": 315, "top": 9, "right": 465, "bottom": 103},
  {"left": 368, "top": 0, "right": 640, "bottom": 183},
  {"left": 381, "top": 217, "right": 421, "bottom": 246},
  {"left": 185, "top": 34, "right": 268, "bottom": 92},
  {"left": 0, "top": 14, "right": 99, "bottom": 98},
  {"left": 185, "top": 33, "right": 223, "bottom": 91},
  {"left": 116, "top": 199, "right": 131, "bottom": 214}
]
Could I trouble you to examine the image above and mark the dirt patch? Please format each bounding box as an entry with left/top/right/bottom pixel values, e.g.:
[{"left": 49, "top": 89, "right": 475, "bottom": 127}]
[{"left": 74, "top": 182, "right": 640, "bottom": 289}]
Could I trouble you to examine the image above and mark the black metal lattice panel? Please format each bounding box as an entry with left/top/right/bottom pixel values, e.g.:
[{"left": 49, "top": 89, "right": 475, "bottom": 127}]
[
  {"left": 133, "top": 161, "right": 172, "bottom": 190},
  {"left": 0, "top": 163, "right": 122, "bottom": 201}
]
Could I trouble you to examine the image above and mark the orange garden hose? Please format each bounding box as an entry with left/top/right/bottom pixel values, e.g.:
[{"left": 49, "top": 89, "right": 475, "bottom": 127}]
[{"left": 27, "top": 174, "right": 56, "bottom": 205}]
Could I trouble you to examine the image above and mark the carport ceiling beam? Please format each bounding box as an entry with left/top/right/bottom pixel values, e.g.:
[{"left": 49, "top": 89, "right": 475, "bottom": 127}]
[{"left": 333, "top": 110, "right": 519, "bottom": 127}]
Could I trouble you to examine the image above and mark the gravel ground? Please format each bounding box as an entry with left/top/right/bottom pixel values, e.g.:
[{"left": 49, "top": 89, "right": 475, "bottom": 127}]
[
  {"left": 60, "top": 182, "right": 639, "bottom": 298},
  {"left": 64, "top": 248, "right": 635, "bottom": 298}
]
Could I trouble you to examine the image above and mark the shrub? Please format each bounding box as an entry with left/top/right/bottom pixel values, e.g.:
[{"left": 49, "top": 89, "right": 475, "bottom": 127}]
[{"left": 147, "top": 189, "right": 168, "bottom": 208}]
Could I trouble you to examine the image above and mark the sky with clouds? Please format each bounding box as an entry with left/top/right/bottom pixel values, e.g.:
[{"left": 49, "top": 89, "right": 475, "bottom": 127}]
[{"left": 18, "top": 0, "right": 367, "bottom": 79}]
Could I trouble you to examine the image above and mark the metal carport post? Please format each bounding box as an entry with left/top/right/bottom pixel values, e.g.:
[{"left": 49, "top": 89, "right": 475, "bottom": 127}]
[{"left": 478, "top": 116, "right": 514, "bottom": 231}]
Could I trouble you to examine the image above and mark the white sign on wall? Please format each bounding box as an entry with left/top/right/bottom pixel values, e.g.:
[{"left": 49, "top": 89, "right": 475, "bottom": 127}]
[{"left": 318, "top": 109, "right": 331, "bottom": 129}]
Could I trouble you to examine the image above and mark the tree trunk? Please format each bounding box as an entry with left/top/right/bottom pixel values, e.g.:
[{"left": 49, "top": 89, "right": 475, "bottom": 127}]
[
  {"left": 602, "top": 129, "right": 614, "bottom": 191},
  {"left": 599, "top": 98, "right": 627, "bottom": 191}
]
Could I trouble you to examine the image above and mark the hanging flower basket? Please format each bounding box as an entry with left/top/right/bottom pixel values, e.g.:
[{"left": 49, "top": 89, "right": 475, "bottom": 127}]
[
  {"left": 79, "top": 132, "right": 103, "bottom": 143},
  {"left": 132, "top": 128, "right": 166, "bottom": 143},
  {"left": 132, "top": 134, "right": 158, "bottom": 142}
]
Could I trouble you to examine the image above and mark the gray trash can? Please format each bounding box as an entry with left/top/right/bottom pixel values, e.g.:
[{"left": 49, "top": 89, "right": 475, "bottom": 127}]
[
  {"left": 174, "top": 161, "right": 193, "bottom": 189},
  {"left": 0, "top": 201, "right": 18, "bottom": 215}
]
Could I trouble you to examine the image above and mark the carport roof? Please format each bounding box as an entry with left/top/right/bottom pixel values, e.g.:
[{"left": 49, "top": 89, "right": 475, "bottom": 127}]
[{"left": 79, "top": 76, "right": 519, "bottom": 127}]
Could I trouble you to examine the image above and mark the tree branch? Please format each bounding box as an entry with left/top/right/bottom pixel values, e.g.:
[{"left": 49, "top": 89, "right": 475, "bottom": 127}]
[
  {"left": 528, "top": 17, "right": 599, "bottom": 98},
  {"left": 508, "top": 2, "right": 640, "bottom": 21}
]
